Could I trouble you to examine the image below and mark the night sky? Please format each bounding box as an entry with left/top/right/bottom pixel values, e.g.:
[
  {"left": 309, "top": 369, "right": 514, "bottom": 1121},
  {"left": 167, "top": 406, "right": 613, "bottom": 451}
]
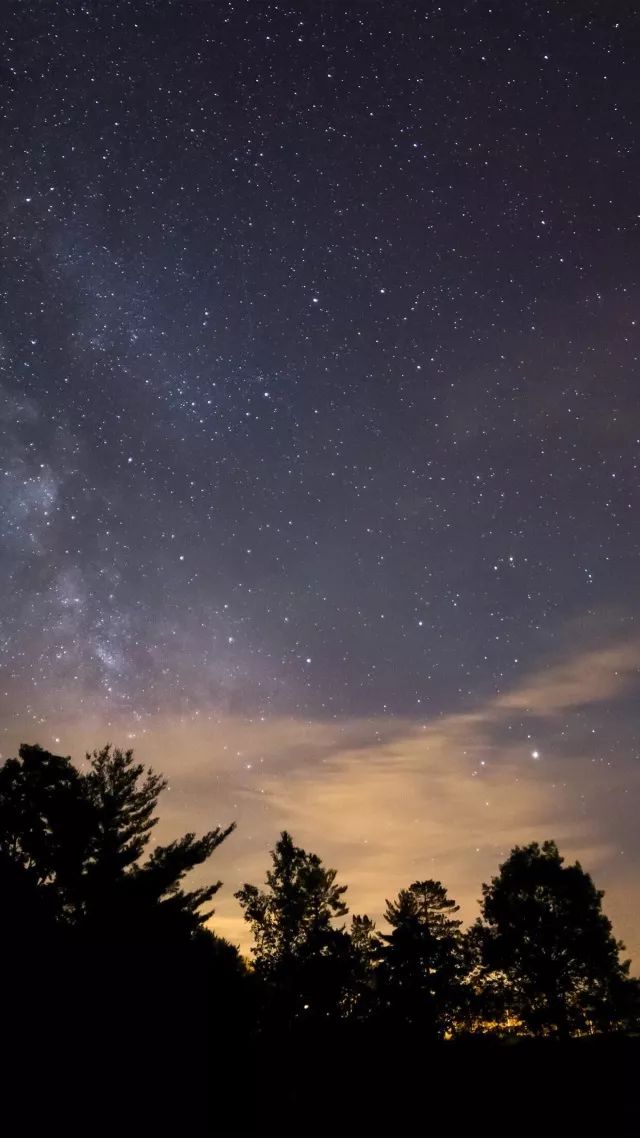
[{"left": 2, "top": 2, "right": 640, "bottom": 957}]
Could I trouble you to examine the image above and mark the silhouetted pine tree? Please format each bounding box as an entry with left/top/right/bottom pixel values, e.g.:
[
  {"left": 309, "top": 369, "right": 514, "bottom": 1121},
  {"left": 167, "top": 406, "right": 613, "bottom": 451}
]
[
  {"left": 0, "top": 742, "right": 241, "bottom": 1138},
  {"left": 378, "top": 879, "right": 464, "bottom": 1037},
  {"left": 0, "top": 743, "right": 235, "bottom": 940},
  {"left": 342, "top": 913, "right": 382, "bottom": 1019},
  {"left": 80, "top": 744, "right": 234, "bottom": 942}
]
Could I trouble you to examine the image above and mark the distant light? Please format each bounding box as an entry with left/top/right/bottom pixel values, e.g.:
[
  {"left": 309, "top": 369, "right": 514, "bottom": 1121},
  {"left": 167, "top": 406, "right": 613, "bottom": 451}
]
[{"left": 531, "top": 750, "right": 540, "bottom": 760}]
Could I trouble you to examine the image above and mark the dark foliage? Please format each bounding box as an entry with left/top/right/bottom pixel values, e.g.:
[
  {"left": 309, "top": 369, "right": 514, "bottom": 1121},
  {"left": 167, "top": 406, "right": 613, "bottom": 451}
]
[
  {"left": 235, "top": 830, "right": 352, "bottom": 1024},
  {"left": 0, "top": 743, "right": 241, "bottom": 1137},
  {"left": 377, "top": 878, "right": 464, "bottom": 1036},
  {"left": 1, "top": 744, "right": 638, "bottom": 1138},
  {"left": 476, "top": 840, "right": 635, "bottom": 1036}
]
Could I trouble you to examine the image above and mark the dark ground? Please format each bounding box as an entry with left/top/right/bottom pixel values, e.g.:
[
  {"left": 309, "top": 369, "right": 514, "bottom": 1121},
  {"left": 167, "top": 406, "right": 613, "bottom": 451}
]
[
  {"left": 3, "top": 953, "right": 635, "bottom": 1138},
  {"left": 241, "top": 1029, "right": 638, "bottom": 1138},
  {"left": 4, "top": 1024, "right": 636, "bottom": 1137}
]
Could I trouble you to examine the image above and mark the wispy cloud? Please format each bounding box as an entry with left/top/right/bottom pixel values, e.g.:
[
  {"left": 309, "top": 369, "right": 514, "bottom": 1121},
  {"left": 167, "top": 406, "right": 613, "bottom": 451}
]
[
  {"left": 495, "top": 641, "right": 640, "bottom": 714},
  {"left": 13, "top": 635, "right": 640, "bottom": 963}
]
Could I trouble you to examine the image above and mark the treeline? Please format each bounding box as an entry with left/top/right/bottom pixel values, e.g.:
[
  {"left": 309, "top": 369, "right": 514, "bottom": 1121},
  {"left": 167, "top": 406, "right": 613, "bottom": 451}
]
[{"left": 2, "top": 744, "right": 639, "bottom": 1138}]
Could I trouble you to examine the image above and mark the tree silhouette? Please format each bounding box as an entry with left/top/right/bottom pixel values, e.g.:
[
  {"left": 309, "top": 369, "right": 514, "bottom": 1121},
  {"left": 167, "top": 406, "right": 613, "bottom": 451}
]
[
  {"left": 81, "top": 745, "right": 235, "bottom": 942},
  {"left": 477, "top": 840, "right": 633, "bottom": 1036},
  {"left": 3, "top": 745, "right": 640, "bottom": 1138},
  {"left": 236, "top": 830, "right": 350, "bottom": 1022},
  {"left": 457, "top": 921, "right": 519, "bottom": 1034},
  {"left": 0, "top": 743, "right": 235, "bottom": 941},
  {"left": 83, "top": 743, "right": 166, "bottom": 879},
  {"left": 378, "top": 879, "right": 464, "bottom": 1037},
  {"left": 342, "top": 913, "right": 382, "bottom": 1019},
  {"left": 0, "top": 742, "right": 241, "bottom": 1138},
  {"left": 0, "top": 743, "right": 93, "bottom": 932}
]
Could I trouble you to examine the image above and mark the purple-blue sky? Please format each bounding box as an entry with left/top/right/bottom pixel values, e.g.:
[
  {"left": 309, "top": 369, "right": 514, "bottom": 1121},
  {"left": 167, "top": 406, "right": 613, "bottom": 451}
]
[{"left": 2, "top": 1, "right": 639, "bottom": 958}]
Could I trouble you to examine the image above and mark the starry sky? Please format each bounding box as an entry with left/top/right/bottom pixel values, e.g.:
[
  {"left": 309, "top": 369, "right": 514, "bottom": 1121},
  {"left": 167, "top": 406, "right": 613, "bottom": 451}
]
[{"left": 2, "top": 1, "right": 640, "bottom": 959}]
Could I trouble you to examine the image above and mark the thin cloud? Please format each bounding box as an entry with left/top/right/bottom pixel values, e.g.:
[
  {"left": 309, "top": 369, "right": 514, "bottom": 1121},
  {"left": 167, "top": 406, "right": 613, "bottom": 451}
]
[
  {"left": 13, "top": 635, "right": 640, "bottom": 963},
  {"left": 494, "top": 641, "right": 640, "bottom": 715}
]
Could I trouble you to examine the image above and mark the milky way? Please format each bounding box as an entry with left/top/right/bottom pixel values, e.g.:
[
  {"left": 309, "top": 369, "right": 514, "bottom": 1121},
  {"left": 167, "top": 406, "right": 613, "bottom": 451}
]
[{"left": 2, "top": 3, "right": 640, "bottom": 955}]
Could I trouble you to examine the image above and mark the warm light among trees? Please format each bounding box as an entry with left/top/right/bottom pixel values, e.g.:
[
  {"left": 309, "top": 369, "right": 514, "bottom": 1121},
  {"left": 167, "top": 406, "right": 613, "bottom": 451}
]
[{"left": 1, "top": 743, "right": 638, "bottom": 1137}]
